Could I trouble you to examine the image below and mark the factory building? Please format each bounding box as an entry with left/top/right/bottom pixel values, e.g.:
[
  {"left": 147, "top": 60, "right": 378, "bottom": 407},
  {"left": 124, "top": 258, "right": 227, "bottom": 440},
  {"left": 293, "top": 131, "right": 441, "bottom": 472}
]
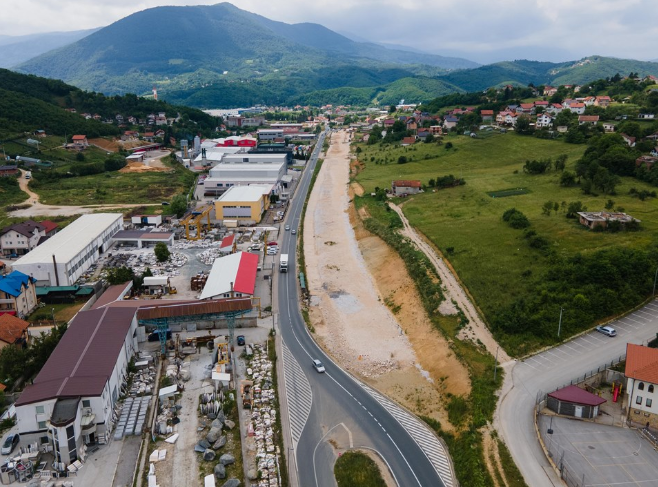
[
  {"left": 12, "top": 214, "right": 123, "bottom": 286},
  {"left": 215, "top": 184, "right": 273, "bottom": 224},
  {"left": 200, "top": 252, "right": 258, "bottom": 300},
  {"left": 203, "top": 153, "right": 288, "bottom": 197}
]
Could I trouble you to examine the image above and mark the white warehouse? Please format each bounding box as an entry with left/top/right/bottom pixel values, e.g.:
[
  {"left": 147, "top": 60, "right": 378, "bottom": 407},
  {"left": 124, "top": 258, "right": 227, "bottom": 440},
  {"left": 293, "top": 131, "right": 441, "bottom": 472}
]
[
  {"left": 12, "top": 213, "right": 123, "bottom": 286},
  {"left": 203, "top": 153, "right": 288, "bottom": 197}
]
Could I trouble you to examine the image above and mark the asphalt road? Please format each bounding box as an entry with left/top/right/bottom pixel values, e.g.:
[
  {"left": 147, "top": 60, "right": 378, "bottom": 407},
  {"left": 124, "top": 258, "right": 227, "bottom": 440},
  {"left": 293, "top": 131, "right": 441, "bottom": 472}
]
[
  {"left": 499, "top": 300, "right": 658, "bottom": 486},
  {"left": 276, "top": 129, "right": 448, "bottom": 487}
]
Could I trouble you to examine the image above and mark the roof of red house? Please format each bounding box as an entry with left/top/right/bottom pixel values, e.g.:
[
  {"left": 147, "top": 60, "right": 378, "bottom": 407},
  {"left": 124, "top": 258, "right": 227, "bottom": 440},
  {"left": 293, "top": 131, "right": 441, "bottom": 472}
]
[
  {"left": 71, "top": 135, "right": 87, "bottom": 140},
  {"left": 578, "top": 115, "right": 600, "bottom": 122},
  {"left": 547, "top": 385, "right": 606, "bottom": 406},
  {"left": 16, "top": 307, "right": 137, "bottom": 406},
  {"left": 220, "top": 234, "right": 235, "bottom": 249},
  {"left": 621, "top": 133, "right": 637, "bottom": 143},
  {"left": 480, "top": 110, "right": 494, "bottom": 115},
  {"left": 520, "top": 103, "right": 534, "bottom": 109},
  {"left": 534, "top": 100, "right": 549, "bottom": 105},
  {"left": 401, "top": 137, "right": 416, "bottom": 145},
  {"left": 39, "top": 220, "right": 58, "bottom": 234},
  {"left": 199, "top": 252, "right": 258, "bottom": 299},
  {"left": 570, "top": 103, "right": 585, "bottom": 108},
  {"left": 393, "top": 180, "right": 422, "bottom": 188},
  {"left": 625, "top": 344, "right": 658, "bottom": 384},
  {"left": 552, "top": 103, "right": 563, "bottom": 108},
  {"left": 596, "top": 96, "right": 611, "bottom": 101},
  {"left": 0, "top": 314, "right": 29, "bottom": 345}
]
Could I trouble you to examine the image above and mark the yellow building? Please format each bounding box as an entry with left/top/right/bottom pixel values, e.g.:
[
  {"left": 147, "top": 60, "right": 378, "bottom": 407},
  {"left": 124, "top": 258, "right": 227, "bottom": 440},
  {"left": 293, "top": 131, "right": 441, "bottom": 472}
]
[{"left": 215, "top": 184, "right": 273, "bottom": 224}]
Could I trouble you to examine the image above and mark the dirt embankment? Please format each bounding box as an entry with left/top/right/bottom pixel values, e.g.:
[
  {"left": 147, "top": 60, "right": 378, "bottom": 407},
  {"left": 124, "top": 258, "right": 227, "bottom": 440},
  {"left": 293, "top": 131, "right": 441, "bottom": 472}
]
[{"left": 303, "top": 131, "right": 470, "bottom": 427}]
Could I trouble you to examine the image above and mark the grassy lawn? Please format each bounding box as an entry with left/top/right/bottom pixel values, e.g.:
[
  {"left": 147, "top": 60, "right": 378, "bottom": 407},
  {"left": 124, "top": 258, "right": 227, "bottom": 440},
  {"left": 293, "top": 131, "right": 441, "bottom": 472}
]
[
  {"left": 31, "top": 156, "right": 194, "bottom": 205},
  {"left": 334, "top": 451, "right": 386, "bottom": 487},
  {"left": 355, "top": 133, "right": 658, "bottom": 352}
]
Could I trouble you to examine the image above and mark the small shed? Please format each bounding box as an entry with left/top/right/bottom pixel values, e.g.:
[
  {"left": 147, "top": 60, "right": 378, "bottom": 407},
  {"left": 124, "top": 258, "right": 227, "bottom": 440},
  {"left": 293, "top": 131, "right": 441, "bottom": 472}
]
[{"left": 547, "top": 385, "right": 606, "bottom": 419}]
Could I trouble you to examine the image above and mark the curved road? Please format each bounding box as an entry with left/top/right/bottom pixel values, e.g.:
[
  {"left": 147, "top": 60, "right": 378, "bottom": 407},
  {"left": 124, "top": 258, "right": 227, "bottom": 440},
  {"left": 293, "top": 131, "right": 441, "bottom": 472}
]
[
  {"left": 275, "top": 130, "right": 451, "bottom": 487},
  {"left": 498, "top": 300, "right": 658, "bottom": 486}
]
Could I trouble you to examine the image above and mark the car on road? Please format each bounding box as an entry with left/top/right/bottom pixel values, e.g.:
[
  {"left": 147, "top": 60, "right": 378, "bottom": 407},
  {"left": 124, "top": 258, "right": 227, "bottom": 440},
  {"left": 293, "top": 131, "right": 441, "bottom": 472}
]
[
  {"left": 2, "top": 434, "right": 19, "bottom": 455},
  {"left": 285, "top": 225, "right": 290, "bottom": 231},
  {"left": 236, "top": 335, "right": 245, "bottom": 346},
  {"left": 312, "top": 359, "right": 325, "bottom": 373},
  {"left": 596, "top": 325, "right": 617, "bottom": 337},
  {"left": 267, "top": 249, "right": 278, "bottom": 255},
  {"left": 291, "top": 229, "right": 296, "bottom": 235}
]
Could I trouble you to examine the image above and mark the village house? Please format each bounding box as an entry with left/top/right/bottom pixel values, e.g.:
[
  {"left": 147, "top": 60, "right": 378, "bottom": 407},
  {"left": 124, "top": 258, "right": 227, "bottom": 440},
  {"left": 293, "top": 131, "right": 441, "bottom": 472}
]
[
  {"left": 625, "top": 344, "right": 658, "bottom": 429},
  {"left": 638, "top": 113, "right": 656, "bottom": 120},
  {"left": 595, "top": 96, "right": 612, "bottom": 107},
  {"left": 429, "top": 126, "right": 443, "bottom": 136},
  {"left": 543, "top": 86, "right": 558, "bottom": 97},
  {"left": 620, "top": 133, "right": 637, "bottom": 147},
  {"left": 578, "top": 115, "right": 600, "bottom": 126},
  {"left": 582, "top": 96, "right": 596, "bottom": 107},
  {"left": 0, "top": 270, "right": 38, "bottom": 318},
  {"left": 400, "top": 136, "right": 416, "bottom": 146},
  {"left": 443, "top": 116, "right": 459, "bottom": 130},
  {"left": 480, "top": 109, "right": 494, "bottom": 123},
  {"left": 71, "top": 135, "right": 88, "bottom": 147},
  {"left": 577, "top": 210, "right": 640, "bottom": 230},
  {"left": 535, "top": 113, "right": 553, "bottom": 128},
  {"left": 0, "top": 165, "right": 18, "bottom": 177},
  {"left": 603, "top": 123, "right": 616, "bottom": 133},
  {"left": 392, "top": 180, "right": 422, "bottom": 196},
  {"left": 636, "top": 155, "right": 658, "bottom": 170},
  {"left": 1, "top": 220, "right": 47, "bottom": 256},
  {"left": 534, "top": 100, "right": 549, "bottom": 108},
  {"left": 568, "top": 103, "right": 586, "bottom": 114},
  {"left": 546, "top": 103, "right": 563, "bottom": 115},
  {"left": 517, "top": 103, "right": 535, "bottom": 115},
  {"left": 0, "top": 314, "right": 30, "bottom": 350}
]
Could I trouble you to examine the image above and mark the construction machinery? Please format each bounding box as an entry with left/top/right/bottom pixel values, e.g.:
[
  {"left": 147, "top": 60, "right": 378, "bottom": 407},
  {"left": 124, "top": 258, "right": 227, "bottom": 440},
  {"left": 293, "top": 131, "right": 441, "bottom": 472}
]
[{"left": 181, "top": 205, "right": 213, "bottom": 240}]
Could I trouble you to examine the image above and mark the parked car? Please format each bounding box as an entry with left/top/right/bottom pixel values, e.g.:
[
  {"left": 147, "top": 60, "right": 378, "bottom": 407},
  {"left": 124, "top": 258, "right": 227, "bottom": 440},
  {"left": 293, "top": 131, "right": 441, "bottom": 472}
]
[
  {"left": 267, "top": 241, "right": 278, "bottom": 247},
  {"left": 236, "top": 335, "right": 245, "bottom": 346},
  {"left": 2, "top": 434, "right": 19, "bottom": 455},
  {"left": 285, "top": 225, "right": 290, "bottom": 231},
  {"left": 595, "top": 325, "right": 617, "bottom": 337},
  {"left": 312, "top": 359, "right": 325, "bottom": 373},
  {"left": 148, "top": 330, "right": 172, "bottom": 342}
]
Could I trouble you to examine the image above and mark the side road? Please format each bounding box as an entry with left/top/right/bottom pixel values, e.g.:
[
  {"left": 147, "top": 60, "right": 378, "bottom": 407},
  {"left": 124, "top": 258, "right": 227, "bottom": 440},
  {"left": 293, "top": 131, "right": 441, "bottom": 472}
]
[{"left": 389, "top": 202, "right": 510, "bottom": 363}]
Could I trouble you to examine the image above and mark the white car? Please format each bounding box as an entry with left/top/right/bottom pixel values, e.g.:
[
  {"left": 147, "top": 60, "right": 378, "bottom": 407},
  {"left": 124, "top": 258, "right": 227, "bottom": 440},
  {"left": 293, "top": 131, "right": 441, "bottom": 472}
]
[
  {"left": 595, "top": 325, "right": 617, "bottom": 337},
  {"left": 312, "top": 359, "right": 325, "bottom": 373}
]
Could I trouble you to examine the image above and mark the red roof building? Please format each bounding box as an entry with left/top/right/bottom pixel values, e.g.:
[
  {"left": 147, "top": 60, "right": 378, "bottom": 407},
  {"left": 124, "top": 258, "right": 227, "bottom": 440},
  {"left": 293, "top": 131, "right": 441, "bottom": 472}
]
[
  {"left": 0, "top": 314, "right": 29, "bottom": 348},
  {"left": 199, "top": 251, "right": 258, "bottom": 299},
  {"left": 547, "top": 385, "right": 606, "bottom": 419},
  {"left": 625, "top": 344, "right": 658, "bottom": 428}
]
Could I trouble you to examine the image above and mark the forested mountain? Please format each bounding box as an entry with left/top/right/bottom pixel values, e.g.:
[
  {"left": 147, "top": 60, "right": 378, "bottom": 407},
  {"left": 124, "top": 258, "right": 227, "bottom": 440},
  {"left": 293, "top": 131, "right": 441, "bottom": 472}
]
[
  {"left": 0, "top": 69, "right": 218, "bottom": 139},
  {"left": 0, "top": 29, "right": 99, "bottom": 68}
]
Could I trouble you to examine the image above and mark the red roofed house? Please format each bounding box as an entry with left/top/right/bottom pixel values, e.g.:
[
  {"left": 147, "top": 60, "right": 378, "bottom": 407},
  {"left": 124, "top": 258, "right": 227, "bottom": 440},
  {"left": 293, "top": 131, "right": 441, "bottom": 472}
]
[
  {"left": 595, "top": 96, "right": 611, "bottom": 107},
  {"left": 543, "top": 86, "right": 558, "bottom": 97},
  {"left": 392, "top": 180, "right": 422, "bottom": 196},
  {"left": 568, "top": 103, "right": 586, "bottom": 114},
  {"left": 578, "top": 115, "right": 600, "bottom": 125},
  {"left": 547, "top": 385, "right": 606, "bottom": 419},
  {"left": 401, "top": 136, "right": 417, "bottom": 146},
  {"left": 219, "top": 234, "right": 236, "bottom": 254},
  {"left": 199, "top": 251, "right": 258, "bottom": 299},
  {"left": 625, "top": 344, "right": 658, "bottom": 428},
  {"left": 15, "top": 307, "right": 139, "bottom": 465},
  {"left": 0, "top": 314, "right": 29, "bottom": 350},
  {"left": 518, "top": 103, "right": 535, "bottom": 115},
  {"left": 621, "top": 133, "right": 637, "bottom": 147},
  {"left": 71, "top": 135, "right": 88, "bottom": 147},
  {"left": 480, "top": 110, "right": 494, "bottom": 122}
]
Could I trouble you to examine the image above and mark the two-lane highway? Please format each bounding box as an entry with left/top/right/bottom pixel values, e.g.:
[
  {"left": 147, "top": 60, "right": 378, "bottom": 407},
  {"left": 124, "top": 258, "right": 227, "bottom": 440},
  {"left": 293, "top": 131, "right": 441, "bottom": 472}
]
[{"left": 275, "top": 129, "right": 452, "bottom": 487}]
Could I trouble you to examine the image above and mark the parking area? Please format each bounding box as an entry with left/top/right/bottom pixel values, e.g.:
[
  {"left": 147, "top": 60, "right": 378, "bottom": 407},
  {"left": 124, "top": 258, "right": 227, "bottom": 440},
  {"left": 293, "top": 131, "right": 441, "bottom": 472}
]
[
  {"left": 522, "top": 301, "right": 658, "bottom": 371},
  {"left": 538, "top": 415, "right": 658, "bottom": 486}
]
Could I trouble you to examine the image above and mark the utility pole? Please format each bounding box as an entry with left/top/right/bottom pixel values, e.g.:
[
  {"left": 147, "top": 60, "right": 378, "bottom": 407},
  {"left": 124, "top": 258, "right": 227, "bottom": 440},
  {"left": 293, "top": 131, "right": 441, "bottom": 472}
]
[
  {"left": 493, "top": 346, "right": 499, "bottom": 381},
  {"left": 558, "top": 307, "right": 563, "bottom": 338}
]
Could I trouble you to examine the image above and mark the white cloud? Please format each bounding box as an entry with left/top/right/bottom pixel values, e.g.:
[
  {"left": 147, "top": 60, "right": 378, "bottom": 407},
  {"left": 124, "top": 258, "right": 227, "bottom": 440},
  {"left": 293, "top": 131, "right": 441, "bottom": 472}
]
[{"left": 1, "top": 0, "right": 657, "bottom": 62}]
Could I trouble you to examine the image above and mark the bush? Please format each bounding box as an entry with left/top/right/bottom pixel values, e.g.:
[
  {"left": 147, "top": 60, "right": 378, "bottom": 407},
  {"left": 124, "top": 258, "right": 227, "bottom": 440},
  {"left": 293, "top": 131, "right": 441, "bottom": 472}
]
[
  {"left": 397, "top": 156, "right": 408, "bottom": 164},
  {"left": 502, "top": 208, "right": 530, "bottom": 229}
]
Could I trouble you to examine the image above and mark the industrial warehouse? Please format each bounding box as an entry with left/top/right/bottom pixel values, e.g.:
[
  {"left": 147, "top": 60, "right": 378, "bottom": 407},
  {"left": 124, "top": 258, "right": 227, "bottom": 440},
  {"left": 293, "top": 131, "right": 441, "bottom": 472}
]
[{"left": 11, "top": 214, "right": 123, "bottom": 286}]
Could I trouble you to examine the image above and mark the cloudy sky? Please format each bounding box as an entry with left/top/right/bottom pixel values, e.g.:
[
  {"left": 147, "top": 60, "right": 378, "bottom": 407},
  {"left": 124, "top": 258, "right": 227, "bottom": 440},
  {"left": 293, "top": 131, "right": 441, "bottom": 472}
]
[{"left": 2, "top": 0, "right": 657, "bottom": 63}]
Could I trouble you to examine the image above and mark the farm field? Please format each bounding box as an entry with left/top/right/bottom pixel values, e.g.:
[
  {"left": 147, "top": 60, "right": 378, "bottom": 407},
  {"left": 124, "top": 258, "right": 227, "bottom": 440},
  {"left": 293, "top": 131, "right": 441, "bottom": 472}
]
[{"left": 355, "top": 133, "right": 658, "bottom": 354}]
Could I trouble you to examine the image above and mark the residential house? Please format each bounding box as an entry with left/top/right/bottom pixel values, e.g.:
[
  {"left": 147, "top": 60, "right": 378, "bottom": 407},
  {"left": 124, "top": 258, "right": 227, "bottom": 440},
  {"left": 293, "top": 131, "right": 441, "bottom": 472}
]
[
  {"left": 121, "top": 131, "right": 139, "bottom": 141},
  {"left": 429, "top": 126, "right": 443, "bottom": 136},
  {"left": 518, "top": 103, "right": 535, "bottom": 115},
  {"left": 0, "top": 270, "right": 38, "bottom": 318},
  {"left": 142, "top": 132, "right": 155, "bottom": 143},
  {"left": 127, "top": 116, "right": 137, "bottom": 124},
  {"left": 577, "top": 211, "right": 640, "bottom": 230},
  {"left": 392, "top": 180, "right": 422, "bottom": 196},
  {"left": 0, "top": 165, "right": 18, "bottom": 177},
  {"left": 81, "top": 113, "right": 92, "bottom": 120},
  {"left": 155, "top": 112, "right": 167, "bottom": 126},
  {"left": 535, "top": 113, "right": 553, "bottom": 128},
  {"left": 546, "top": 103, "right": 563, "bottom": 115},
  {"left": 34, "top": 130, "right": 46, "bottom": 138},
  {"left": 39, "top": 220, "right": 58, "bottom": 237},
  {"left": 621, "top": 133, "right": 637, "bottom": 147},
  {"left": 639, "top": 113, "right": 656, "bottom": 120},
  {"left": 636, "top": 155, "right": 658, "bottom": 170},
  {"left": 383, "top": 119, "right": 395, "bottom": 129},
  {"left": 568, "top": 103, "right": 586, "bottom": 114},
  {"left": 154, "top": 129, "right": 165, "bottom": 138},
  {"left": 562, "top": 99, "right": 577, "bottom": 108},
  {"left": 417, "top": 130, "right": 430, "bottom": 142},
  {"left": 92, "top": 114, "right": 101, "bottom": 121},
  {"left": 503, "top": 113, "right": 518, "bottom": 126},
  {"left": 625, "top": 344, "right": 658, "bottom": 429},
  {"left": 534, "top": 100, "right": 549, "bottom": 108},
  {"left": 506, "top": 104, "right": 519, "bottom": 113},
  {"left": 603, "top": 123, "right": 615, "bottom": 133},
  {"left": 582, "top": 96, "right": 596, "bottom": 107},
  {"left": 71, "top": 135, "right": 88, "bottom": 147},
  {"left": 543, "top": 86, "right": 558, "bottom": 97},
  {"left": 1, "top": 220, "right": 46, "bottom": 256},
  {"left": 595, "top": 96, "right": 612, "bottom": 107},
  {"left": 557, "top": 126, "right": 569, "bottom": 133},
  {"left": 578, "top": 115, "right": 600, "bottom": 126},
  {"left": 400, "top": 136, "right": 416, "bottom": 146},
  {"left": 406, "top": 118, "right": 418, "bottom": 133},
  {"left": 443, "top": 116, "right": 459, "bottom": 130},
  {"left": 480, "top": 110, "right": 494, "bottom": 123},
  {"left": 0, "top": 314, "right": 29, "bottom": 350},
  {"left": 115, "top": 114, "right": 124, "bottom": 124}
]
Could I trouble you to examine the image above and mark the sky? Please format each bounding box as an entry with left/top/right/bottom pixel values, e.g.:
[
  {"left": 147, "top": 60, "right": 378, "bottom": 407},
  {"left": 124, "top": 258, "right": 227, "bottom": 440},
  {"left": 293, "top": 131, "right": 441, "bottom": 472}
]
[{"left": 2, "top": 0, "right": 658, "bottom": 64}]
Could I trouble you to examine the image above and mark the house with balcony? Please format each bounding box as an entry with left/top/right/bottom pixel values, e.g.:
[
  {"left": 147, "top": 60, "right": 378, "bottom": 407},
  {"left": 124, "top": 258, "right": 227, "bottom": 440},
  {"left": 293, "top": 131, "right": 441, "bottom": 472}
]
[
  {"left": 0, "top": 270, "right": 38, "bottom": 319},
  {"left": 625, "top": 344, "right": 658, "bottom": 429},
  {"left": 1, "top": 220, "right": 46, "bottom": 256}
]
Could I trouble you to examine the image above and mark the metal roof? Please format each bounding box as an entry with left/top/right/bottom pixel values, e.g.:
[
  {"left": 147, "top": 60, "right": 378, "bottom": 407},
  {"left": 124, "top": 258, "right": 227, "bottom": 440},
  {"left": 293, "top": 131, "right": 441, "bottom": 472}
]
[
  {"left": 16, "top": 307, "right": 136, "bottom": 406},
  {"left": 137, "top": 298, "right": 251, "bottom": 321},
  {"left": 217, "top": 185, "right": 273, "bottom": 203},
  {"left": 548, "top": 385, "right": 606, "bottom": 407},
  {"left": 200, "top": 252, "right": 258, "bottom": 299},
  {"left": 13, "top": 213, "right": 122, "bottom": 266}
]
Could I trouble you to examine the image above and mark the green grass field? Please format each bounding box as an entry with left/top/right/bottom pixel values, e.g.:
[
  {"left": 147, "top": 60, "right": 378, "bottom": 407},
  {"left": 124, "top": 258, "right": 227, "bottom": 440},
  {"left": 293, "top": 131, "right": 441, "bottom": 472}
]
[
  {"left": 355, "top": 134, "right": 658, "bottom": 351},
  {"left": 334, "top": 451, "right": 386, "bottom": 487}
]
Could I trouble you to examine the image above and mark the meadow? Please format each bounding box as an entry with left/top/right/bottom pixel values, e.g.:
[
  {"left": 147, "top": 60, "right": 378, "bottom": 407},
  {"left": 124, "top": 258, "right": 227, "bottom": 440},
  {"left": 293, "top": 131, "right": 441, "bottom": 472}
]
[{"left": 355, "top": 133, "right": 658, "bottom": 353}]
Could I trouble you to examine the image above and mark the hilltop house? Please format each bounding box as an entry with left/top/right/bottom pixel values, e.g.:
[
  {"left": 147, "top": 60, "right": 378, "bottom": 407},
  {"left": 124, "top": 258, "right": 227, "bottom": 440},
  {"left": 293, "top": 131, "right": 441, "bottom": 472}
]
[
  {"left": 625, "top": 344, "right": 658, "bottom": 429},
  {"left": 392, "top": 180, "right": 422, "bottom": 196},
  {"left": 535, "top": 113, "right": 553, "bottom": 128},
  {"left": 1, "top": 221, "right": 46, "bottom": 256},
  {"left": 0, "top": 314, "right": 29, "bottom": 350},
  {"left": 443, "top": 116, "right": 459, "bottom": 130},
  {"left": 621, "top": 133, "right": 637, "bottom": 147},
  {"left": 71, "top": 135, "right": 88, "bottom": 147},
  {"left": 577, "top": 210, "right": 640, "bottom": 230},
  {"left": 0, "top": 270, "right": 38, "bottom": 318},
  {"left": 578, "top": 115, "right": 600, "bottom": 126}
]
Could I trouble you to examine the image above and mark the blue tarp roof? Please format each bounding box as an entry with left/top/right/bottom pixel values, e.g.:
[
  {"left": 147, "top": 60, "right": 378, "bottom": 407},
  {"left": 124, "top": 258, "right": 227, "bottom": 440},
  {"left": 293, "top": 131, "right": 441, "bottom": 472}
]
[{"left": 0, "top": 271, "right": 35, "bottom": 298}]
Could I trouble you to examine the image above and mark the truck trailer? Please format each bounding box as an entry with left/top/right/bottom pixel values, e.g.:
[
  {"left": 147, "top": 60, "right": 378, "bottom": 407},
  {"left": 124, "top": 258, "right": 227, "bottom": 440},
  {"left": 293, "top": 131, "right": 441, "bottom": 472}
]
[{"left": 280, "top": 254, "right": 289, "bottom": 272}]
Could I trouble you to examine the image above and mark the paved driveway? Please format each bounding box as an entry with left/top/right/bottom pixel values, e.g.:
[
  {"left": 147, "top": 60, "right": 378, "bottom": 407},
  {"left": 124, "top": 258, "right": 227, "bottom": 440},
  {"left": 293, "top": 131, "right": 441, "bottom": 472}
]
[{"left": 538, "top": 415, "right": 658, "bottom": 487}]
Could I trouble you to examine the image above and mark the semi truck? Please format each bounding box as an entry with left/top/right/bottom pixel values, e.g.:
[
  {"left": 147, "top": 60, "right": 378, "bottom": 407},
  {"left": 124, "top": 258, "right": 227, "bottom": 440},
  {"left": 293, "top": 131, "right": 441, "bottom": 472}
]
[{"left": 280, "top": 254, "right": 289, "bottom": 273}]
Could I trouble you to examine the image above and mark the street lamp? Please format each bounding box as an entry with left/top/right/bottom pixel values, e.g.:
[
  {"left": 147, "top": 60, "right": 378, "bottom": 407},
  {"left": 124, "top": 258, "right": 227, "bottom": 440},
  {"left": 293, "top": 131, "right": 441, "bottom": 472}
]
[
  {"left": 557, "top": 307, "right": 563, "bottom": 338},
  {"left": 51, "top": 307, "right": 56, "bottom": 326}
]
